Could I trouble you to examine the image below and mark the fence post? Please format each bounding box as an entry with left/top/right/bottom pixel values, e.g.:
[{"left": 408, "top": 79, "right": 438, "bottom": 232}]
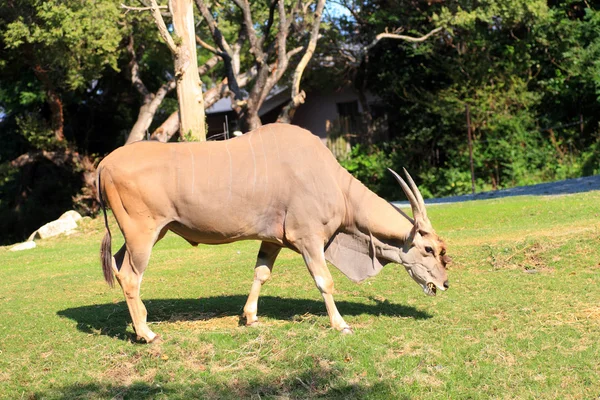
[{"left": 466, "top": 104, "right": 475, "bottom": 195}]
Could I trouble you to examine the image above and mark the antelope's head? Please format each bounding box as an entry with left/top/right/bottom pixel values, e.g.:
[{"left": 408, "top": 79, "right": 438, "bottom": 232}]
[{"left": 389, "top": 168, "right": 451, "bottom": 296}]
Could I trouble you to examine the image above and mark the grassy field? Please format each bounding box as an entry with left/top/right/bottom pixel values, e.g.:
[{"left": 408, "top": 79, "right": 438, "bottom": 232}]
[{"left": 1, "top": 191, "right": 599, "bottom": 399}]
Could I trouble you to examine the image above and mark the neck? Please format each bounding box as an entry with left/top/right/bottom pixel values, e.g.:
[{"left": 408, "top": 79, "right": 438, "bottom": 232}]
[{"left": 338, "top": 167, "right": 414, "bottom": 244}]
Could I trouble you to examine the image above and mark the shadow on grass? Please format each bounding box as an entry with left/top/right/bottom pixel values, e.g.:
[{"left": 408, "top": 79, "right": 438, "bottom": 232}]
[
  {"left": 58, "top": 295, "right": 431, "bottom": 341},
  {"left": 31, "top": 366, "right": 404, "bottom": 399}
]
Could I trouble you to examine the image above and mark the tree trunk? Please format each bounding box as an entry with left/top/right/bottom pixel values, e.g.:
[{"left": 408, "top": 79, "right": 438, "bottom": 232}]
[
  {"left": 150, "top": 111, "right": 180, "bottom": 142},
  {"left": 127, "top": 103, "right": 154, "bottom": 143},
  {"left": 245, "top": 109, "right": 263, "bottom": 131},
  {"left": 33, "top": 65, "right": 65, "bottom": 141},
  {"left": 126, "top": 80, "right": 176, "bottom": 144},
  {"left": 171, "top": 0, "right": 206, "bottom": 141},
  {"left": 150, "top": 63, "right": 265, "bottom": 140}
]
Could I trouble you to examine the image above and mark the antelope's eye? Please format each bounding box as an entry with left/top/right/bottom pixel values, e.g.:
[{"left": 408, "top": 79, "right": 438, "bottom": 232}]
[{"left": 425, "top": 246, "right": 434, "bottom": 254}]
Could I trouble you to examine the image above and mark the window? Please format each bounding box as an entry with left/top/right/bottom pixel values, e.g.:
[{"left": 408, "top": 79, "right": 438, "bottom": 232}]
[{"left": 336, "top": 101, "right": 359, "bottom": 117}]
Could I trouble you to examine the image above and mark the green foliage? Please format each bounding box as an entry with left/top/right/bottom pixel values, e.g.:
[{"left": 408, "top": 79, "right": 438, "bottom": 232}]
[
  {"left": 15, "top": 112, "right": 66, "bottom": 151},
  {"left": 2, "top": 0, "right": 122, "bottom": 91},
  {"left": 340, "top": 144, "right": 396, "bottom": 198},
  {"left": 335, "top": 0, "right": 600, "bottom": 198},
  {"left": 580, "top": 139, "right": 600, "bottom": 176},
  {"left": 0, "top": 154, "right": 85, "bottom": 245}
]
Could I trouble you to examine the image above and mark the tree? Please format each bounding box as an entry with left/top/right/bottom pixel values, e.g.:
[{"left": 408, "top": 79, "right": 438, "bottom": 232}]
[
  {"left": 124, "top": 31, "right": 177, "bottom": 144},
  {"left": 333, "top": 0, "right": 600, "bottom": 197},
  {"left": 0, "top": 0, "right": 127, "bottom": 242},
  {"left": 1, "top": 0, "right": 122, "bottom": 142},
  {"left": 152, "top": 0, "right": 329, "bottom": 134},
  {"left": 150, "top": 0, "right": 207, "bottom": 140},
  {"left": 123, "top": 0, "right": 207, "bottom": 141}
]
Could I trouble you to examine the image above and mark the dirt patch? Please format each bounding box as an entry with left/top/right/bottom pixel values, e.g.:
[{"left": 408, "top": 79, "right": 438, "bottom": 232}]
[
  {"left": 483, "top": 239, "right": 560, "bottom": 272},
  {"left": 160, "top": 315, "right": 241, "bottom": 332},
  {"left": 101, "top": 353, "right": 143, "bottom": 386}
]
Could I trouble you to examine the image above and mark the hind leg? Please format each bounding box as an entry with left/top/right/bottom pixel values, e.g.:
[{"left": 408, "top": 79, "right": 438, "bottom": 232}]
[
  {"left": 243, "top": 242, "right": 281, "bottom": 325},
  {"left": 113, "top": 228, "right": 167, "bottom": 343}
]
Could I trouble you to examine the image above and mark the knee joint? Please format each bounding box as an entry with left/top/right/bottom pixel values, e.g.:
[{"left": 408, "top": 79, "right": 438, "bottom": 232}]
[
  {"left": 254, "top": 265, "right": 271, "bottom": 284},
  {"left": 314, "top": 275, "right": 333, "bottom": 294}
]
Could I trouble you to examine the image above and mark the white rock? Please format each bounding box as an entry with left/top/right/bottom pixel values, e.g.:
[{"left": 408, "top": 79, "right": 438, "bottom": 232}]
[
  {"left": 10, "top": 241, "right": 36, "bottom": 251},
  {"left": 32, "top": 217, "right": 78, "bottom": 240},
  {"left": 27, "top": 210, "right": 82, "bottom": 240},
  {"left": 59, "top": 210, "right": 82, "bottom": 222}
]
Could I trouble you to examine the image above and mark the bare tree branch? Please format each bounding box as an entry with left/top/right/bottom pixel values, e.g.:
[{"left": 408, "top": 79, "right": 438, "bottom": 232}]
[
  {"left": 232, "top": 0, "right": 266, "bottom": 64},
  {"left": 195, "top": 0, "right": 233, "bottom": 56},
  {"left": 257, "top": 0, "right": 297, "bottom": 109},
  {"left": 120, "top": 2, "right": 176, "bottom": 51},
  {"left": 287, "top": 46, "right": 304, "bottom": 59},
  {"left": 126, "top": 34, "right": 151, "bottom": 100},
  {"left": 196, "top": 34, "right": 219, "bottom": 54},
  {"left": 150, "top": 57, "right": 283, "bottom": 141},
  {"left": 278, "top": 0, "right": 326, "bottom": 123},
  {"left": 198, "top": 54, "right": 220, "bottom": 75},
  {"left": 148, "top": 0, "right": 178, "bottom": 54},
  {"left": 262, "top": 0, "right": 278, "bottom": 46},
  {"left": 366, "top": 26, "right": 443, "bottom": 51},
  {"left": 121, "top": 3, "right": 168, "bottom": 12},
  {"left": 196, "top": 0, "right": 244, "bottom": 100},
  {"left": 126, "top": 78, "right": 176, "bottom": 143}
]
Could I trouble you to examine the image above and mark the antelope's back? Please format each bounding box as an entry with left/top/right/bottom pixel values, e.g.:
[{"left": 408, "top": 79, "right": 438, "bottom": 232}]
[{"left": 98, "top": 124, "right": 346, "bottom": 242}]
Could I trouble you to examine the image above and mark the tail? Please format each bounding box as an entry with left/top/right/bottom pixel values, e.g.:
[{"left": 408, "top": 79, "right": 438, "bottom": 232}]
[{"left": 97, "top": 167, "right": 115, "bottom": 288}]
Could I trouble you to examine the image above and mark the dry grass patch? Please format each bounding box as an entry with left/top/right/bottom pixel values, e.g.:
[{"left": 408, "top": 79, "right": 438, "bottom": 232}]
[
  {"left": 100, "top": 352, "right": 156, "bottom": 386},
  {"left": 401, "top": 370, "right": 444, "bottom": 387}
]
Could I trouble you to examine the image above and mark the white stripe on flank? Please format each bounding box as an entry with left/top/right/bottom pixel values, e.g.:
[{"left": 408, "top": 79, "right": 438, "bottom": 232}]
[
  {"left": 225, "top": 141, "right": 233, "bottom": 201},
  {"left": 259, "top": 131, "right": 268, "bottom": 186},
  {"left": 248, "top": 134, "right": 257, "bottom": 195},
  {"left": 187, "top": 148, "right": 195, "bottom": 195}
]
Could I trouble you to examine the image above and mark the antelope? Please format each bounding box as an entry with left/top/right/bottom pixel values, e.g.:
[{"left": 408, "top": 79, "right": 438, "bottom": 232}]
[{"left": 96, "top": 123, "right": 450, "bottom": 342}]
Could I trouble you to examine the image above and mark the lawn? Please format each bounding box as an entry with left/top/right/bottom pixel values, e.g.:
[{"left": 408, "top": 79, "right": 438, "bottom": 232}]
[{"left": 1, "top": 191, "right": 599, "bottom": 399}]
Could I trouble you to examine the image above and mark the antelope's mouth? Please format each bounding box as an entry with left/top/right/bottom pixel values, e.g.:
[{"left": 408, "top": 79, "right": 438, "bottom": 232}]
[{"left": 425, "top": 282, "right": 437, "bottom": 296}]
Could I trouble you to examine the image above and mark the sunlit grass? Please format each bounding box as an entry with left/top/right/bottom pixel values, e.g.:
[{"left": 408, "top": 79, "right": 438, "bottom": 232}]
[{"left": 1, "top": 191, "right": 599, "bottom": 399}]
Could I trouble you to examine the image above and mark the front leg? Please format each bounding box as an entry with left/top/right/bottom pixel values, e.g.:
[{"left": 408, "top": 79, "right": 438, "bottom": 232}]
[{"left": 300, "top": 241, "right": 352, "bottom": 334}]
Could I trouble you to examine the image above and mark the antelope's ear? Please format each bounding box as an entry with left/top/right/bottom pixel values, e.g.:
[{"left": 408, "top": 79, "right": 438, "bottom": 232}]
[
  {"left": 442, "top": 254, "right": 452, "bottom": 266},
  {"left": 406, "top": 221, "right": 419, "bottom": 244}
]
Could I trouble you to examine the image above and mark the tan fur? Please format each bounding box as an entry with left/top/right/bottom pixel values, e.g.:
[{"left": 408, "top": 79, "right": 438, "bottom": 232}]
[{"left": 96, "top": 123, "right": 448, "bottom": 342}]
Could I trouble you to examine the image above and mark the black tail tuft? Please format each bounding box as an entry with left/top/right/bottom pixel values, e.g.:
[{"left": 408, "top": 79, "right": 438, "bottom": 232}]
[
  {"left": 97, "top": 168, "right": 114, "bottom": 288},
  {"left": 101, "top": 230, "right": 114, "bottom": 287}
]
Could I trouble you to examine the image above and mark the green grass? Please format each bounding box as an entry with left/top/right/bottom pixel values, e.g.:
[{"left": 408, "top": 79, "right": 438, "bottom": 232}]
[{"left": 1, "top": 192, "right": 600, "bottom": 399}]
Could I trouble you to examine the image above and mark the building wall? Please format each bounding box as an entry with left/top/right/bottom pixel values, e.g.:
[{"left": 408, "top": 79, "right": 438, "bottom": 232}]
[
  {"left": 292, "top": 87, "right": 375, "bottom": 139},
  {"left": 204, "top": 86, "right": 378, "bottom": 141}
]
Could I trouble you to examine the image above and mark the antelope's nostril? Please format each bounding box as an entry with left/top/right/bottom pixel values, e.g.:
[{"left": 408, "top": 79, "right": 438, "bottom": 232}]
[{"left": 443, "top": 280, "right": 450, "bottom": 289}]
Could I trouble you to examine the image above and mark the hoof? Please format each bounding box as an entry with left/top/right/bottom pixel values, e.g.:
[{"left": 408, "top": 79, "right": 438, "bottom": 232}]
[
  {"left": 341, "top": 327, "right": 354, "bottom": 335},
  {"left": 148, "top": 335, "right": 163, "bottom": 344},
  {"left": 137, "top": 334, "right": 161, "bottom": 344},
  {"left": 246, "top": 321, "right": 260, "bottom": 328}
]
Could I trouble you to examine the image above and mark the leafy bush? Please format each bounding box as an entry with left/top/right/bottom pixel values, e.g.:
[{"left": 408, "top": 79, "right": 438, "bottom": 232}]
[
  {"left": 16, "top": 112, "right": 66, "bottom": 151},
  {"left": 339, "top": 143, "right": 398, "bottom": 200}
]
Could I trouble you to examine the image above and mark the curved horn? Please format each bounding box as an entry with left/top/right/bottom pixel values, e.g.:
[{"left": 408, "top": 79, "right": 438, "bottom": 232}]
[
  {"left": 388, "top": 168, "right": 422, "bottom": 222},
  {"left": 402, "top": 168, "right": 428, "bottom": 220}
]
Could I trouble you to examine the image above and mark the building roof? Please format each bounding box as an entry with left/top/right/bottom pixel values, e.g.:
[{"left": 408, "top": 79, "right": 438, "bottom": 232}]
[{"left": 205, "top": 86, "right": 290, "bottom": 116}]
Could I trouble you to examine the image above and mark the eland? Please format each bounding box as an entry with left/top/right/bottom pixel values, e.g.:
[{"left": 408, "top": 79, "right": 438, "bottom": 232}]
[{"left": 96, "top": 123, "right": 450, "bottom": 342}]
